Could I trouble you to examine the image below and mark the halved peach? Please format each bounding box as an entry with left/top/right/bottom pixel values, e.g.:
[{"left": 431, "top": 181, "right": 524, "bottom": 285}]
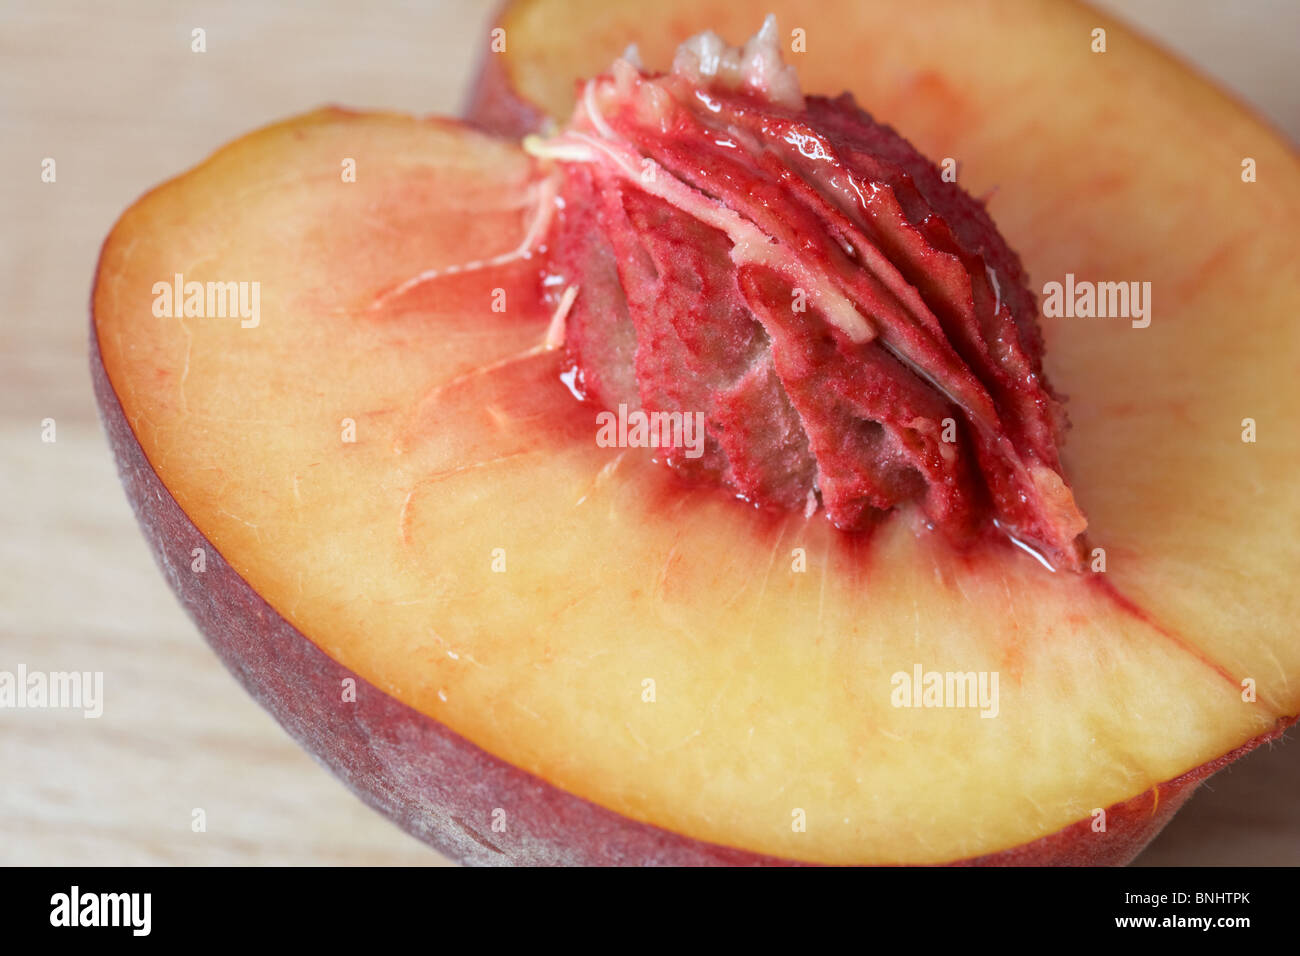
[{"left": 93, "top": 0, "right": 1299, "bottom": 865}]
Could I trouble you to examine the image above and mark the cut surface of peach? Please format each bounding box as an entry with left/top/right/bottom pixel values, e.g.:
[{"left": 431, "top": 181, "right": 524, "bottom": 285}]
[{"left": 94, "top": 1, "right": 1300, "bottom": 865}]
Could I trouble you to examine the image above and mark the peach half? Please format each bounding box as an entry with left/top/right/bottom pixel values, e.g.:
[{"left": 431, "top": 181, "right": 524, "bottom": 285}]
[{"left": 92, "top": 0, "right": 1300, "bottom": 864}]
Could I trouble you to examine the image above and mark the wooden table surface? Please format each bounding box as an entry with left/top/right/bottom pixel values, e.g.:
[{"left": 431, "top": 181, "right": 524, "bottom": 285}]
[{"left": 2, "top": 0, "right": 1297, "bottom": 866}]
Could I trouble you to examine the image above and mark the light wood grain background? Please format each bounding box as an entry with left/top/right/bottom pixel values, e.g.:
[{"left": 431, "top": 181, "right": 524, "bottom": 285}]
[{"left": 1, "top": 0, "right": 1296, "bottom": 866}]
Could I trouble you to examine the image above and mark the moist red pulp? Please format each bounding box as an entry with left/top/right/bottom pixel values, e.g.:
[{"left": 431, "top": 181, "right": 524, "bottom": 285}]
[{"left": 535, "top": 41, "right": 1088, "bottom": 570}]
